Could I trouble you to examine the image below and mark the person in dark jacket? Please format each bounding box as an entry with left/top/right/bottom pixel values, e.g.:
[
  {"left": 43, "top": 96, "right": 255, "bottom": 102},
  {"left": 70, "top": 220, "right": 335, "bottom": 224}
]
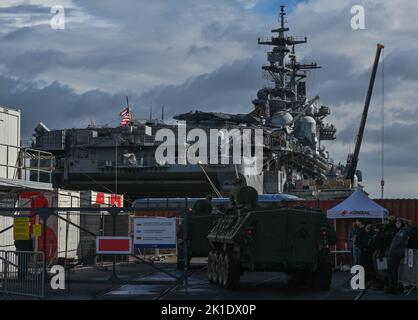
[
  {"left": 352, "top": 220, "right": 364, "bottom": 266},
  {"left": 369, "top": 224, "right": 389, "bottom": 289},
  {"left": 385, "top": 219, "right": 410, "bottom": 293},
  {"left": 385, "top": 216, "right": 398, "bottom": 240},
  {"left": 348, "top": 222, "right": 357, "bottom": 265},
  {"left": 357, "top": 223, "right": 375, "bottom": 283},
  {"left": 370, "top": 225, "right": 387, "bottom": 258},
  {"left": 407, "top": 226, "right": 418, "bottom": 249}
]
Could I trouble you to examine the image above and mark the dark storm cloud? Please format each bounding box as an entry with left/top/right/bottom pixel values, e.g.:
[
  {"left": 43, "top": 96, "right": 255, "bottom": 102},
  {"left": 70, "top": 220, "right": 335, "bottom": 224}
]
[
  {"left": 137, "top": 56, "right": 265, "bottom": 119},
  {"left": 187, "top": 45, "right": 213, "bottom": 56},
  {"left": 4, "top": 48, "right": 155, "bottom": 78},
  {"left": 0, "top": 0, "right": 265, "bottom": 95},
  {"left": 5, "top": 50, "right": 65, "bottom": 77},
  {"left": 0, "top": 0, "right": 416, "bottom": 198},
  {"left": 308, "top": 48, "right": 412, "bottom": 107},
  {"left": 312, "top": 46, "right": 418, "bottom": 148},
  {"left": 361, "top": 140, "right": 417, "bottom": 170},
  {"left": 383, "top": 48, "right": 418, "bottom": 81},
  {"left": 0, "top": 75, "right": 129, "bottom": 136},
  {"left": 2, "top": 26, "right": 34, "bottom": 41},
  {"left": 201, "top": 20, "right": 259, "bottom": 48},
  {"left": 339, "top": 119, "right": 418, "bottom": 147}
]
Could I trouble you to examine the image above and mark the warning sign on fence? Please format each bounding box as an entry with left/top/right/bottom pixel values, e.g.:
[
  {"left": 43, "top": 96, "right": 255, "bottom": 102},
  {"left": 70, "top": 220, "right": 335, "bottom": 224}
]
[
  {"left": 134, "top": 217, "right": 176, "bottom": 249},
  {"left": 32, "top": 224, "right": 42, "bottom": 237},
  {"left": 13, "top": 217, "right": 30, "bottom": 240},
  {"left": 96, "top": 236, "right": 132, "bottom": 254}
]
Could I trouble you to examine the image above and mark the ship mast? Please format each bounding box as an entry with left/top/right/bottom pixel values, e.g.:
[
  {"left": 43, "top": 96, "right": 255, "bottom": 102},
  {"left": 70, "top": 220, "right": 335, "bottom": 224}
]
[{"left": 256, "top": 6, "right": 320, "bottom": 115}]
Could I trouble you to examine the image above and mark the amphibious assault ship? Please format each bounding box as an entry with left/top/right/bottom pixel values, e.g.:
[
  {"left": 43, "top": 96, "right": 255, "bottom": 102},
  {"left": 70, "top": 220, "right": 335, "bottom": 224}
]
[{"left": 32, "top": 7, "right": 358, "bottom": 201}]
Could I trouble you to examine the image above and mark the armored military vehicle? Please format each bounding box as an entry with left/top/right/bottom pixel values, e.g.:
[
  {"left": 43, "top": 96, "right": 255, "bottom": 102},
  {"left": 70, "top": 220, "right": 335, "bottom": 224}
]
[
  {"left": 207, "top": 187, "right": 335, "bottom": 290},
  {"left": 177, "top": 199, "right": 224, "bottom": 269},
  {"left": 176, "top": 193, "right": 301, "bottom": 269}
]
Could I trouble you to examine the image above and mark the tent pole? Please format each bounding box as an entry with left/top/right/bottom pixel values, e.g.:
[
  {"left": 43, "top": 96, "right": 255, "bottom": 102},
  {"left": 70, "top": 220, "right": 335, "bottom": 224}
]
[{"left": 334, "top": 219, "right": 337, "bottom": 270}]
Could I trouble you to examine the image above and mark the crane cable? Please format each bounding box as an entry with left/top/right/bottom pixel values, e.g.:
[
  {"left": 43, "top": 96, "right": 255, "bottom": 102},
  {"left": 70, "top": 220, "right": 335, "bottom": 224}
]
[{"left": 380, "top": 48, "right": 385, "bottom": 199}]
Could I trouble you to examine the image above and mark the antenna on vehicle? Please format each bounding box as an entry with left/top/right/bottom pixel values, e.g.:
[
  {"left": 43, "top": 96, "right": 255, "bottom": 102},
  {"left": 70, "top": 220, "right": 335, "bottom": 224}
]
[{"left": 198, "top": 162, "right": 222, "bottom": 198}]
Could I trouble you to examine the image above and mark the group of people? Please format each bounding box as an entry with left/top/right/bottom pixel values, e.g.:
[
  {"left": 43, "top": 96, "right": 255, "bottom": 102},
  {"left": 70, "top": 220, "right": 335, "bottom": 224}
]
[{"left": 349, "top": 216, "right": 418, "bottom": 293}]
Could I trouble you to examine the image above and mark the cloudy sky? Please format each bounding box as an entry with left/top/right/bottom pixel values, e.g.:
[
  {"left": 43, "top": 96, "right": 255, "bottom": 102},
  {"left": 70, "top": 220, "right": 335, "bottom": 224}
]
[{"left": 0, "top": 0, "right": 417, "bottom": 198}]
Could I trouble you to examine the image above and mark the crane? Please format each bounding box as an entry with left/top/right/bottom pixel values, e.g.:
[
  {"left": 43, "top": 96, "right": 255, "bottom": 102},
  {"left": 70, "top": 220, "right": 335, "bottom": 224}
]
[{"left": 346, "top": 44, "right": 385, "bottom": 182}]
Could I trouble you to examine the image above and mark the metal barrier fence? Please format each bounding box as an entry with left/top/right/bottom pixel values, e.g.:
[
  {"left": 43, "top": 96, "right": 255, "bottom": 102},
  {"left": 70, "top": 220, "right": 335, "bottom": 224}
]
[
  {"left": 399, "top": 249, "right": 418, "bottom": 287},
  {"left": 0, "top": 206, "right": 185, "bottom": 292},
  {"left": 0, "top": 143, "right": 54, "bottom": 183},
  {"left": 0, "top": 250, "right": 45, "bottom": 298}
]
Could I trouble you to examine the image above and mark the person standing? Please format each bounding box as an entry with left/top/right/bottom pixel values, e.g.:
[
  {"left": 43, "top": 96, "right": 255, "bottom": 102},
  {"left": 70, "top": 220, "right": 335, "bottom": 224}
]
[
  {"left": 348, "top": 222, "right": 357, "bottom": 265},
  {"left": 357, "top": 223, "right": 374, "bottom": 284},
  {"left": 352, "top": 220, "right": 364, "bottom": 266},
  {"left": 385, "top": 219, "right": 410, "bottom": 294},
  {"left": 369, "top": 224, "right": 389, "bottom": 289}
]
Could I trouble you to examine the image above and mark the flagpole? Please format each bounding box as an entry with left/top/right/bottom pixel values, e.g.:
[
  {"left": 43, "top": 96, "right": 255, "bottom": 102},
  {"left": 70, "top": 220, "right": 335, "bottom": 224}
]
[{"left": 126, "top": 95, "right": 134, "bottom": 133}]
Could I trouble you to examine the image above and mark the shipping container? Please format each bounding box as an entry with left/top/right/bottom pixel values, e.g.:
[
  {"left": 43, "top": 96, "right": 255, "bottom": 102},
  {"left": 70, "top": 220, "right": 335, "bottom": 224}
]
[
  {"left": 19, "top": 189, "right": 80, "bottom": 263},
  {"left": 56, "top": 190, "right": 80, "bottom": 262},
  {"left": 0, "top": 107, "right": 20, "bottom": 180},
  {"left": 0, "top": 215, "right": 15, "bottom": 251},
  {"left": 79, "top": 191, "right": 124, "bottom": 264},
  {"left": 0, "top": 195, "right": 18, "bottom": 251}
]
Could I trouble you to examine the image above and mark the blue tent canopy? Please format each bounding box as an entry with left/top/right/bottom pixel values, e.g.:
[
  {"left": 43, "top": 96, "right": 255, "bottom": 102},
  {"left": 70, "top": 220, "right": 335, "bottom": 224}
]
[{"left": 327, "top": 190, "right": 389, "bottom": 219}]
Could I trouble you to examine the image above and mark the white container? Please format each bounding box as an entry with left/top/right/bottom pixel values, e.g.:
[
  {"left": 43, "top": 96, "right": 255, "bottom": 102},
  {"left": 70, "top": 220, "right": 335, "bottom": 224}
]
[
  {"left": 0, "top": 215, "right": 15, "bottom": 251},
  {"left": 18, "top": 189, "right": 80, "bottom": 262},
  {"left": 56, "top": 189, "right": 80, "bottom": 261},
  {"left": 0, "top": 107, "right": 20, "bottom": 180},
  {"left": 79, "top": 191, "right": 124, "bottom": 263}
]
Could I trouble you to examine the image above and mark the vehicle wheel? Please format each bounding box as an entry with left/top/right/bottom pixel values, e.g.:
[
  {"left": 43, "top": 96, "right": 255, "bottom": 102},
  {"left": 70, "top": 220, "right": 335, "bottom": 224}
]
[
  {"left": 223, "top": 252, "right": 240, "bottom": 289},
  {"left": 310, "top": 262, "right": 332, "bottom": 291},
  {"left": 217, "top": 252, "right": 225, "bottom": 287},
  {"left": 213, "top": 251, "right": 221, "bottom": 285},
  {"left": 207, "top": 251, "right": 214, "bottom": 283}
]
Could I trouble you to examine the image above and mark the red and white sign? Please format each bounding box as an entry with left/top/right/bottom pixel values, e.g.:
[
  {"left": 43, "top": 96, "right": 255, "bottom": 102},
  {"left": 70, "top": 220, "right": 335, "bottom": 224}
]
[
  {"left": 96, "top": 236, "right": 132, "bottom": 254},
  {"left": 93, "top": 192, "right": 123, "bottom": 207}
]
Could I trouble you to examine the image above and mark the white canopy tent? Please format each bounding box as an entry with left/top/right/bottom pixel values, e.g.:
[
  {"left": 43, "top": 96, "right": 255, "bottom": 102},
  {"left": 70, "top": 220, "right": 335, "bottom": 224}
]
[{"left": 327, "top": 190, "right": 389, "bottom": 219}]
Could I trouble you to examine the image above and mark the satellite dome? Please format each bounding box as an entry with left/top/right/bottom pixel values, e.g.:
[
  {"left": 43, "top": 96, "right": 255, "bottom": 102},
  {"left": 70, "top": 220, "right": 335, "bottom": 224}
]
[
  {"left": 294, "top": 116, "right": 316, "bottom": 141},
  {"left": 271, "top": 111, "right": 293, "bottom": 127}
]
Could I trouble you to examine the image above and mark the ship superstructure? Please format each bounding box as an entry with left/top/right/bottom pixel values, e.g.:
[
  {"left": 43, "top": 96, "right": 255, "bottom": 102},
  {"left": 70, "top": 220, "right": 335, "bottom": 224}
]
[{"left": 32, "top": 6, "right": 355, "bottom": 201}]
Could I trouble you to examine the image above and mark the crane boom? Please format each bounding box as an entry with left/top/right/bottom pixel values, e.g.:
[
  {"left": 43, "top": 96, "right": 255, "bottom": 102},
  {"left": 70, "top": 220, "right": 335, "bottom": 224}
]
[{"left": 346, "top": 44, "right": 384, "bottom": 182}]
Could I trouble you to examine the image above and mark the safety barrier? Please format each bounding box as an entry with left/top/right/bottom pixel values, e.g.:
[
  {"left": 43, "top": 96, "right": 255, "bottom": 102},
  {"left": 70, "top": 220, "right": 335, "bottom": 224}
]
[
  {"left": 398, "top": 249, "right": 418, "bottom": 287},
  {"left": 0, "top": 250, "right": 45, "bottom": 298}
]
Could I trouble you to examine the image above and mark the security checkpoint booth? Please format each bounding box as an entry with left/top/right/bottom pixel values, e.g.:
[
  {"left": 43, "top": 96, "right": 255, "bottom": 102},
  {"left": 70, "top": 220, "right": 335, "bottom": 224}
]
[{"left": 326, "top": 190, "right": 389, "bottom": 269}]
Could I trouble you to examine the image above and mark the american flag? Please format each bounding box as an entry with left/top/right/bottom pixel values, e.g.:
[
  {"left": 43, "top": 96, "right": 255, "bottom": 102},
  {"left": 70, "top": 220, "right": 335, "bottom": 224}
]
[
  {"left": 119, "top": 106, "right": 130, "bottom": 117},
  {"left": 120, "top": 114, "right": 131, "bottom": 126}
]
